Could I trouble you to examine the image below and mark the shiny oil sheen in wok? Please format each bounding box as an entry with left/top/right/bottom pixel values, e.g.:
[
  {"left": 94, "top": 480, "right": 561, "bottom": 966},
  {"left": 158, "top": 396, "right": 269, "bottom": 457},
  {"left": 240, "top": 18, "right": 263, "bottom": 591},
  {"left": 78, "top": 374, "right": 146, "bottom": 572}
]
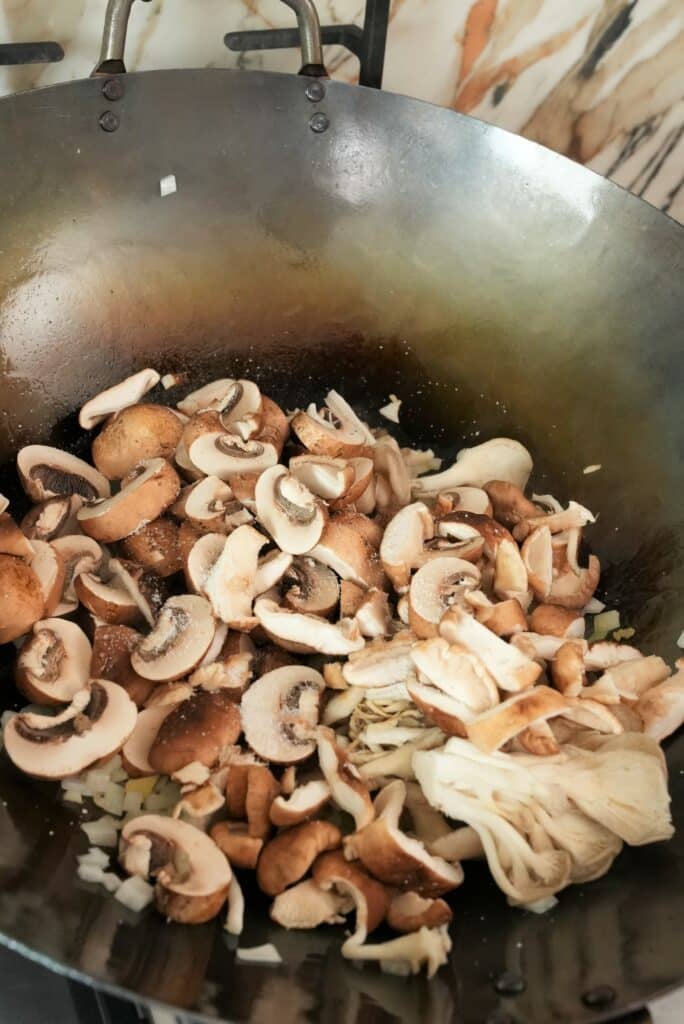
[{"left": 0, "top": 65, "right": 683, "bottom": 1024}]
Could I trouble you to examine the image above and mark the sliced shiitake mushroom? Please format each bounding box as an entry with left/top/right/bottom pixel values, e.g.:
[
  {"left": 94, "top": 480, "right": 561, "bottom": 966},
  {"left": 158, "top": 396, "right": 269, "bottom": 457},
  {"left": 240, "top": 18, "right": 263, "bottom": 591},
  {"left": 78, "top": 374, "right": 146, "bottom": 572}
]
[
  {"left": 281, "top": 557, "right": 340, "bottom": 618},
  {"left": 18, "top": 446, "right": 110, "bottom": 504},
  {"left": 91, "top": 624, "right": 155, "bottom": 707},
  {"left": 255, "top": 465, "right": 326, "bottom": 555},
  {"left": 15, "top": 618, "right": 92, "bottom": 705},
  {"left": 0, "top": 554, "right": 45, "bottom": 643},
  {"left": 79, "top": 368, "right": 161, "bottom": 430},
  {"left": 51, "top": 535, "right": 104, "bottom": 615},
  {"left": 77, "top": 458, "right": 181, "bottom": 543},
  {"left": 92, "top": 403, "right": 183, "bottom": 480},
  {"left": 130, "top": 595, "right": 216, "bottom": 681},
  {"left": 241, "top": 665, "right": 325, "bottom": 763},
  {"left": 291, "top": 390, "right": 374, "bottom": 459},
  {"left": 30, "top": 540, "right": 66, "bottom": 617},
  {"left": 148, "top": 689, "right": 242, "bottom": 773},
  {"left": 119, "top": 517, "right": 182, "bottom": 578},
  {"left": 408, "top": 557, "right": 481, "bottom": 638},
  {"left": 4, "top": 679, "right": 137, "bottom": 779},
  {"left": 21, "top": 495, "right": 83, "bottom": 542}
]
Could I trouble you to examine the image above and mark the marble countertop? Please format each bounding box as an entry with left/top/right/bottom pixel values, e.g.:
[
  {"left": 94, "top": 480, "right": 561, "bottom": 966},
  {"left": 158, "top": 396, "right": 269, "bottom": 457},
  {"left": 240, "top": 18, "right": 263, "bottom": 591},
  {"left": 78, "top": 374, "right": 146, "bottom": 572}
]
[{"left": 0, "top": 0, "right": 682, "bottom": 226}]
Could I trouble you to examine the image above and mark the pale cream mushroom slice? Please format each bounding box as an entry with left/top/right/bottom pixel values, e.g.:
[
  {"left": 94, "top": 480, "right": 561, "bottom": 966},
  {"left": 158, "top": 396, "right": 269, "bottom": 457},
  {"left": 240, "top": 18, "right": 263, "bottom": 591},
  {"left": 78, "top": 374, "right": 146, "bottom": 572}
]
[
  {"left": 466, "top": 686, "right": 568, "bottom": 753},
  {"left": 119, "top": 814, "right": 232, "bottom": 924},
  {"left": 288, "top": 454, "right": 355, "bottom": 502},
  {"left": 584, "top": 641, "right": 642, "bottom": 671},
  {"left": 15, "top": 618, "right": 91, "bottom": 705},
  {"left": 511, "top": 631, "right": 588, "bottom": 663},
  {"left": 380, "top": 502, "right": 434, "bottom": 593},
  {"left": 256, "top": 819, "right": 342, "bottom": 896},
  {"left": 269, "top": 779, "right": 332, "bottom": 827},
  {"left": 354, "top": 588, "right": 392, "bottom": 638},
  {"left": 408, "top": 557, "right": 480, "bottom": 638},
  {"left": 440, "top": 486, "right": 493, "bottom": 516},
  {"left": 188, "top": 432, "right": 277, "bottom": 480},
  {"left": 50, "top": 535, "right": 104, "bottom": 616},
  {"left": 373, "top": 435, "right": 412, "bottom": 510},
  {"left": 406, "top": 680, "right": 473, "bottom": 737},
  {"left": 130, "top": 595, "right": 216, "bottom": 681},
  {"left": 513, "top": 720, "right": 561, "bottom": 756},
  {"left": 559, "top": 698, "right": 623, "bottom": 735},
  {"left": 149, "top": 690, "right": 242, "bottom": 773},
  {"left": 311, "top": 512, "right": 385, "bottom": 590},
  {"left": 184, "top": 531, "right": 226, "bottom": 594},
  {"left": 17, "top": 446, "right": 111, "bottom": 503},
  {"left": 386, "top": 891, "right": 453, "bottom": 933},
  {"left": 254, "top": 548, "right": 294, "bottom": 595},
  {"left": 92, "top": 404, "right": 184, "bottom": 480},
  {"left": 203, "top": 524, "right": 267, "bottom": 628},
  {"left": 317, "top": 727, "right": 374, "bottom": 829},
  {"left": 291, "top": 390, "right": 374, "bottom": 458},
  {"left": 520, "top": 527, "right": 552, "bottom": 602},
  {"left": 312, "top": 850, "right": 389, "bottom": 942},
  {"left": 177, "top": 378, "right": 261, "bottom": 419},
  {"left": 0, "top": 494, "right": 7, "bottom": 516},
  {"left": 77, "top": 458, "right": 180, "bottom": 543},
  {"left": 493, "top": 538, "right": 528, "bottom": 601},
  {"left": 270, "top": 878, "right": 352, "bottom": 929},
  {"left": 636, "top": 670, "right": 684, "bottom": 742},
  {"left": 29, "top": 540, "right": 66, "bottom": 617},
  {"left": 281, "top": 557, "right": 340, "bottom": 618},
  {"left": 435, "top": 511, "right": 512, "bottom": 560},
  {"left": 513, "top": 499, "right": 596, "bottom": 542},
  {"left": 21, "top": 495, "right": 83, "bottom": 542},
  {"left": 345, "top": 780, "right": 463, "bottom": 896},
  {"left": 107, "top": 557, "right": 161, "bottom": 629},
  {"left": 174, "top": 475, "right": 238, "bottom": 532},
  {"left": 254, "top": 596, "right": 364, "bottom": 655},
  {"left": 0, "top": 554, "right": 45, "bottom": 643},
  {"left": 255, "top": 465, "right": 326, "bottom": 555},
  {"left": 0, "top": 512, "right": 34, "bottom": 559},
  {"left": 411, "top": 637, "right": 499, "bottom": 710},
  {"left": 352, "top": 460, "right": 376, "bottom": 515},
  {"left": 4, "top": 679, "right": 137, "bottom": 779},
  {"left": 548, "top": 554, "right": 601, "bottom": 610},
  {"left": 240, "top": 664, "right": 325, "bottom": 763},
  {"left": 78, "top": 368, "right": 161, "bottom": 429},
  {"left": 343, "top": 633, "right": 416, "bottom": 688},
  {"left": 413, "top": 438, "right": 533, "bottom": 495},
  {"left": 73, "top": 573, "right": 140, "bottom": 626},
  {"left": 440, "top": 606, "right": 542, "bottom": 691},
  {"left": 584, "top": 656, "right": 671, "bottom": 704}
]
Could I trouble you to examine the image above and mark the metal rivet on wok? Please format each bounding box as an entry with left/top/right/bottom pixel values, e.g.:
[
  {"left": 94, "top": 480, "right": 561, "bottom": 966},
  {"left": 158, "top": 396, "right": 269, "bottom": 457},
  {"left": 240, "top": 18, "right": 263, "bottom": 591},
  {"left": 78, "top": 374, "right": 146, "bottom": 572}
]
[
  {"left": 581, "top": 985, "right": 616, "bottom": 1010},
  {"left": 98, "top": 110, "right": 120, "bottom": 132},
  {"left": 102, "top": 77, "right": 124, "bottom": 101},
  {"left": 493, "top": 971, "right": 526, "bottom": 996},
  {"left": 309, "top": 112, "right": 329, "bottom": 133},
  {"left": 305, "top": 79, "right": 325, "bottom": 102}
]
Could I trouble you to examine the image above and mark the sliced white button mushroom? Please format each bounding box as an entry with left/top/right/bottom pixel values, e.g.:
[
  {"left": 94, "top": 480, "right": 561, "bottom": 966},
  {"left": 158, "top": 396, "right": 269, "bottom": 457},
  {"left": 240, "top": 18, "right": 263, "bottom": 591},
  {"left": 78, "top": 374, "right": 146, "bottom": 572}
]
[
  {"left": 521, "top": 527, "right": 553, "bottom": 600},
  {"left": 184, "top": 532, "right": 226, "bottom": 594},
  {"left": 343, "top": 634, "right": 415, "bottom": 688},
  {"left": 203, "top": 524, "right": 267, "bottom": 627},
  {"left": 373, "top": 435, "right": 411, "bottom": 510},
  {"left": 413, "top": 438, "right": 533, "bottom": 495},
  {"left": 73, "top": 572, "right": 140, "bottom": 626},
  {"left": 51, "top": 535, "right": 104, "bottom": 615},
  {"left": 255, "top": 465, "right": 326, "bottom": 555},
  {"left": 341, "top": 924, "right": 452, "bottom": 978},
  {"left": 408, "top": 557, "right": 480, "bottom": 638},
  {"left": 440, "top": 606, "right": 542, "bottom": 691},
  {"left": 177, "top": 378, "right": 261, "bottom": 420},
  {"left": 130, "top": 595, "right": 216, "bottom": 681},
  {"left": 121, "top": 703, "right": 178, "bottom": 776},
  {"left": 29, "top": 540, "right": 66, "bottom": 617},
  {"left": 281, "top": 557, "right": 340, "bottom": 617},
  {"left": 119, "top": 814, "right": 232, "bottom": 924},
  {"left": 0, "top": 554, "right": 45, "bottom": 643},
  {"left": 17, "top": 445, "right": 111, "bottom": 503},
  {"left": 188, "top": 432, "right": 278, "bottom": 479},
  {"left": 254, "top": 596, "right": 364, "bottom": 656},
  {"left": 92, "top": 404, "right": 184, "bottom": 480},
  {"left": 291, "top": 390, "right": 374, "bottom": 458},
  {"left": 77, "top": 458, "right": 181, "bottom": 543},
  {"left": 380, "top": 502, "right": 434, "bottom": 593},
  {"left": 288, "top": 455, "right": 355, "bottom": 501},
  {"left": 4, "top": 679, "right": 137, "bottom": 779},
  {"left": 21, "top": 494, "right": 84, "bottom": 541},
  {"left": 513, "top": 500, "right": 596, "bottom": 542},
  {"left": 240, "top": 665, "right": 325, "bottom": 763},
  {"left": 15, "top": 618, "right": 92, "bottom": 706},
  {"left": 254, "top": 548, "right": 294, "bottom": 595},
  {"left": 79, "top": 369, "right": 161, "bottom": 429}
]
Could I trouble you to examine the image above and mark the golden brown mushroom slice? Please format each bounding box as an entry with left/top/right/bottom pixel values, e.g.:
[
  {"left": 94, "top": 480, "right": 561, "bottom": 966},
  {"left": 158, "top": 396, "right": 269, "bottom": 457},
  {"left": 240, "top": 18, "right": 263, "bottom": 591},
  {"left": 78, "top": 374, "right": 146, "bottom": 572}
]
[
  {"left": 256, "top": 819, "right": 342, "bottom": 895},
  {"left": 255, "top": 465, "right": 327, "bottom": 555},
  {"left": 291, "top": 390, "right": 374, "bottom": 458},
  {"left": 269, "top": 779, "right": 332, "bottom": 827},
  {"left": 413, "top": 438, "right": 533, "bottom": 495},
  {"left": 120, "top": 517, "right": 183, "bottom": 577},
  {"left": 29, "top": 540, "right": 66, "bottom": 617},
  {"left": 551, "top": 641, "right": 587, "bottom": 697},
  {"left": 440, "top": 606, "right": 542, "bottom": 692},
  {"left": 311, "top": 512, "right": 385, "bottom": 590},
  {"left": 317, "top": 726, "right": 374, "bottom": 829},
  {"left": 79, "top": 369, "right": 161, "bottom": 429},
  {"left": 0, "top": 511, "right": 34, "bottom": 559},
  {"left": 408, "top": 557, "right": 481, "bottom": 639},
  {"left": 0, "top": 554, "right": 45, "bottom": 643},
  {"left": 148, "top": 689, "right": 242, "bottom": 773},
  {"left": 465, "top": 685, "right": 568, "bottom": 754},
  {"left": 130, "top": 594, "right": 216, "bottom": 681},
  {"left": 241, "top": 665, "right": 325, "bottom": 764},
  {"left": 548, "top": 554, "right": 601, "bottom": 610},
  {"left": 188, "top": 433, "right": 278, "bottom": 480},
  {"left": 77, "top": 458, "right": 181, "bottom": 543},
  {"left": 379, "top": 502, "right": 434, "bottom": 593},
  {"left": 210, "top": 821, "right": 264, "bottom": 870},
  {"left": 471, "top": 595, "right": 528, "bottom": 638},
  {"left": 15, "top": 618, "right": 91, "bottom": 706},
  {"left": 345, "top": 780, "right": 463, "bottom": 897},
  {"left": 270, "top": 878, "right": 353, "bottom": 929},
  {"left": 244, "top": 764, "right": 281, "bottom": 840},
  {"left": 281, "top": 557, "right": 340, "bottom": 618},
  {"left": 483, "top": 480, "right": 539, "bottom": 528},
  {"left": 4, "top": 679, "right": 137, "bottom": 779},
  {"left": 312, "top": 850, "right": 389, "bottom": 941},
  {"left": 386, "top": 891, "right": 453, "bottom": 933},
  {"left": 91, "top": 403, "right": 183, "bottom": 480},
  {"left": 354, "top": 588, "right": 392, "bottom": 638},
  {"left": 119, "top": 814, "right": 232, "bottom": 924},
  {"left": 17, "top": 445, "right": 110, "bottom": 503}
]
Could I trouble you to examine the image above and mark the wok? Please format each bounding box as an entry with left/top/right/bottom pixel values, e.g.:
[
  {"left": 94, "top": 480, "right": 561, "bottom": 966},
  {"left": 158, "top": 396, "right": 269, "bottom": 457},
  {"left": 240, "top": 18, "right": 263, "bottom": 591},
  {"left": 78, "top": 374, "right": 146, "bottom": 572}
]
[{"left": 0, "top": 1, "right": 682, "bottom": 1021}]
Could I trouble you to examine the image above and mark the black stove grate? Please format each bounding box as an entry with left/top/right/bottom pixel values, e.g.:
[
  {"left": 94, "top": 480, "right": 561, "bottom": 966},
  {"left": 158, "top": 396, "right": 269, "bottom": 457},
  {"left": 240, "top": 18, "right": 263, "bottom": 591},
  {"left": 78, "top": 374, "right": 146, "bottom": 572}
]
[{"left": 0, "top": 42, "right": 63, "bottom": 65}]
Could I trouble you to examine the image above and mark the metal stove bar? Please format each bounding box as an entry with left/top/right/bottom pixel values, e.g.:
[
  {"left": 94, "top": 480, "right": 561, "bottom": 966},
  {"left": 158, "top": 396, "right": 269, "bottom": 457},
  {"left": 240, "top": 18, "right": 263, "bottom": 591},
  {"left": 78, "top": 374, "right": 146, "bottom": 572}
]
[{"left": 0, "top": 42, "right": 64, "bottom": 65}]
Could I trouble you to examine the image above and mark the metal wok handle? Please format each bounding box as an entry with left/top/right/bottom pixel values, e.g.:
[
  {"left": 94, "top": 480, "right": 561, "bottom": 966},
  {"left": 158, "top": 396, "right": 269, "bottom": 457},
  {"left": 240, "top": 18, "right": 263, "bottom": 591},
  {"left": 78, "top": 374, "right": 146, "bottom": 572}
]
[{"left": 93, "top": 0, "right": 326, "bottom": 76}]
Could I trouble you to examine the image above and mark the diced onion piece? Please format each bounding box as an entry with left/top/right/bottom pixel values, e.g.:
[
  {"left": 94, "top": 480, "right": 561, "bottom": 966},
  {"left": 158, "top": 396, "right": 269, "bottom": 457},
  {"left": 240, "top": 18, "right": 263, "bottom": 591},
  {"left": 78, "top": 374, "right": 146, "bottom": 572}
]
[
  {"left": 235, "top": 944, "right": 283, "bottom": 965},
  {"left": 77, "top": 863, "right": 107, "bottom": 885},
  {"left": 125, "top": 776, "right": 158, "bottom": 798},
  {"left": 582, "top": 464, "right": 602, "bottom": 475},
  {"left": 379, "top": 395, "right": 402, "bottom": 423},
  {"left": 78, "top": 847, "right": 110, "bottom": 869},
  {"left": 160, "top": 174, "right": 177, "bottom": 197},
  {"left": 93, "top": 781, "right": 125, "bottom": 817},
  {"left": 115, "top": 875, "right": 155, "bottom": 912},
  {"left": 81, "top": 816, "right": 121, "bottom": 847},
  {"left": 100, "top": 872, "right": 123, "bottom": 894}
]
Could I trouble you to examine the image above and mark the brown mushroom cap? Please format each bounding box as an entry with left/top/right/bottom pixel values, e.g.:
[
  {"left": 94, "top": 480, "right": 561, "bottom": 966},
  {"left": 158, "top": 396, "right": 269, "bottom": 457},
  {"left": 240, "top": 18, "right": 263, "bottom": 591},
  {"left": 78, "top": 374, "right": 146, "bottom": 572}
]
[
  {"left": 73, "top": 573, "right": 140, "bottom": 626},
  {"left": 484, "top": 480, "right": 539, "bottom": 528},
  {"left": 311, "top": 513, "right": 385, "bottom": 590},
  {"left": 119, "top": 517, "right": 182, "bottom": 577},
  {"left": 474, "top": 597, "right": 528, "bottom": 637},
  {"left": 0, "top": 512, "right": 34, "bottom": 558},
  {"left": 92, "top": 403, "right": 183, "bottom": 480},
  {"left": 255, "top": 465, "right": 327, "bottom": 556},
  {"left": 386, "top": 891, "right": 453, "bottom": 933},
  {"left": 312, "top": 850, "right": 389, "bottom": 938},
  {"left": 255, "top": 396, "right": 290, "bottom": 457},
  {"left": 245, "top": 764, "right": 281, "bottom": 840},
  {"left": 408, "top": 557, "right": 481, "bottom": 639},
  {"left": 121, "top": 703, "right": 177, "bottom": 776},
  {"left": 256, "top": 819, "right": 342, "bottom": 896},
  {"left": 15, "top": 618, "right": 92, "bottom": 705},
  {"left": 91, "top": 624, "right": 155, "bottom": 707},
  {"left": 241, "top": 664, "right": 325, "bottom": 763},
  {"left": 0, "top": 554, "right": 45, "bottom": 643},
  {"left": 130, "top": 594, "right": 216, "bottom": 681},
  {"left": 281, "top": 557, "right": 340, "bottom": 618},
  {"left": 269, "top": 779, "right": 332, "bottom": 827},
  {"left": 4, "top": 679, "right": 137, "bottom": 779},
  {"left": 77, "top": 458, "right": 181, "bottom": 543},
  {"left": 17, "top": 445, "right": 110, "bottom": 503},
  {"left": 148, "top": 689, "right": 241, "bottom": 773},
  {"left": 210, "top": 821, "right": 264, "bottom": 870},
  {"left": 119, "top": 814, "right": 232, "bottom": 924},
  {"left": 291, "top": 390, "right": 373, "bottom": 459},
  {"left": 21, "top": 495, "right": 83, "bottom": 542},
  {"left": 30, "top": 540, "right": 66, "bottom": 617}
]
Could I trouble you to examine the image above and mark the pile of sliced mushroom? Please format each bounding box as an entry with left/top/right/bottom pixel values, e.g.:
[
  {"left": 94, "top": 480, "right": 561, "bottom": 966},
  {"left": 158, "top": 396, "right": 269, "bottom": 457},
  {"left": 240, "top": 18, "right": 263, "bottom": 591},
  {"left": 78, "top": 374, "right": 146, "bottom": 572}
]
[{"left": 1, "top": 372, "right": 682, "bottom": 979}]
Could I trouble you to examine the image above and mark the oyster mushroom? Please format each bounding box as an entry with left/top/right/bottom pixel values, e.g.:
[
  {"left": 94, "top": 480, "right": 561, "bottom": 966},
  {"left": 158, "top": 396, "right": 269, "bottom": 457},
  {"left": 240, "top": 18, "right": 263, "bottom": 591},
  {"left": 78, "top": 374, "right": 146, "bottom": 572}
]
[
  {"left": 77, "top": 458, "right": 181, "bottom": 543},
  {"left": 440, "top": 606, "right": 542, "bottom": 691},
  {"left": 345, "top": 780, "right": 463, "bottom": 896},
  {"left": 188, "top": 433, "right": 277, "bottom": 479},
  {"left": 4, "top": 679, "right": 137, "bottom": 779},
  {"left": 79, "top": 368, "right": 161, "bottom": 429},
  {"left": 210, "top": 822, "right": 264, "bottom": 870},
  {"left": 288, "top": 454, "right": 355, "bottom": 502},
  {"left": 311, "top": 513, "right": 385, "bottom": 590},
  {"left": 317, "top": 727, "right": 374, "bottom": 829},
  {"left": 521, "top": 527, "right": 553, "bottom": 601},
  {"left": 408, "top": 557, "right": 480, "bottom": 638},
  {"left": 92, "top": 404, "right": 183, "bottom": 480},
  {"left": 254, "top": 596, "right": 364, "bottom": 656},
  {"left": 119, "top": 814, "right": 232, "bottom": 924},
  {"left": 256, "top": 819, "right": 342, "bottom": 895},
  {"left": 270, "top": 879, "right": 352, "bottom": 929},
  {"left": 483, "top": 481, "right": 539, "bottom": 528},
  {"left": 130, "top": 595, "right": 216, "bottom": 681},
  {"left": 0, "top": 512, "right": 34, "bottom": 558},
  {"left": 270, "top": 779, "right": 332, "bottom": 827},
  {"left": 15, "top": 618, "right": 91, "bottom": 705},
  {"left": 148, "top": 689, "right": 242, "bottom": 773},
  {"left": 21, "top": 495, "right": 83, "bottom": 542},
  {"left": 341, "top": 925, "right": 452, "bottom": 978},
  {"left": 255, "top": 466, "right": 326, "bottom": 555},
  {"left": 91, "top": 624, "right": 155, "bottom": 707},
  {"left": 380, "top": 502, "right": 434, "bottom": 593},
  {"left": 528, "top": 604, "right": 585, "bottom": 638},
  {"left": 548, "top": 555, "right": 601, "bottom": 609},
  {"left": 51, "top": 535, "right": 104, "bottom": 615},
  {"left": 466, "top": 686, "right": 568, "bottom": 753},
  {"left": 412, "top": 438, "right": 533, "bottom": 495},
  {"left": 637, "top": 670, "right": 684, "bottom": 742},
  {"left": 17, "top": 446, "right": 110, "bottom": 503},
  {"left": 281, "top": 558, "right": 340, "bottom": 618},
  {"left": 74, "top": 573, "right": 140, "bottom": 626},
  {"left": 29, "top": 540, "right": 66, "bottom": 616},
  {"left": 203, "top": 524, "right": 267, "bottom": 628},
  {"left": 120, "top": 517, "right": 182, "bottom": 577},
  {"left": 386, "top": 891, "right": 452, "bottom": 934},
  {"left": 0, "top": 554, "right": 44, "bottom": 643},
  {"left": 240, "top": 665, "right": 325, "bottom": 763},
  {"left": 312, "top": 850, "right": 389, "bottom": 941},
  {"left": 291, "top": 390, "right": 374, "bottom": 458}
]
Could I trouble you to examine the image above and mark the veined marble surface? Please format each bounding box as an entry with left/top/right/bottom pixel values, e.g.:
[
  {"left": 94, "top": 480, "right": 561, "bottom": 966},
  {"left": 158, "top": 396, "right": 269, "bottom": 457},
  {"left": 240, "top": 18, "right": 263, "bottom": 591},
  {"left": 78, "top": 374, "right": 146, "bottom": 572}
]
[{"left": 1, "top": 0, "right": 682, "bottom": 222}]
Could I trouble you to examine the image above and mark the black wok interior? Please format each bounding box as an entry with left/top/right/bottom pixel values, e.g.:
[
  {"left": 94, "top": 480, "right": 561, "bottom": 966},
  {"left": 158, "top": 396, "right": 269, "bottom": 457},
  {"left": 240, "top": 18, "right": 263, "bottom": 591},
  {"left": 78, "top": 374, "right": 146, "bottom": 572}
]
[{"left": 0, "top": 69, "right": 683, "bottom": 1023}]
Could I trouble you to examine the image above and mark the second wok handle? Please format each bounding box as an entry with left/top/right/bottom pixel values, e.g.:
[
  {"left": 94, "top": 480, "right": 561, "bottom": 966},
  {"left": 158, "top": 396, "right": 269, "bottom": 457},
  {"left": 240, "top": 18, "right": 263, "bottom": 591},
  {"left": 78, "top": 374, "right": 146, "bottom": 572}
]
[{"left": 92, "top": 0, "right": 326, "bottom": 76}]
